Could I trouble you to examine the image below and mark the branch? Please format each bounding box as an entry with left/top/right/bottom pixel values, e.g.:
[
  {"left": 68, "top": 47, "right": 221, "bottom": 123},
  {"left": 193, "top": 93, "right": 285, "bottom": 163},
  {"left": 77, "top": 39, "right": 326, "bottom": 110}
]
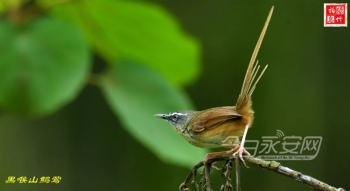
[
  {"left": 220, "top": 160, "right": 233, "bottom": 191},
  {"left": 235, "top": 155, "right": 241, "bottom": 191},
  {"left": 179, "top": 156, "right": 345, "bottom": 191}
]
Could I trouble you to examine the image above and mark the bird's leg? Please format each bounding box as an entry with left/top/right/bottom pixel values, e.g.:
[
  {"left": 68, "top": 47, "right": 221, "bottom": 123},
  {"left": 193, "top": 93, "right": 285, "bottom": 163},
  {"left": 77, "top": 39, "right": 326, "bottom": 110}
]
[
  {"left": 232, "top": 123, "right": 251, "bottom": 166},
  {"left": 203, "top": 145, "right": 239, "bottom": 164},
  {"left": 203, "top": 150, "right": 234, "bottom": 164}
]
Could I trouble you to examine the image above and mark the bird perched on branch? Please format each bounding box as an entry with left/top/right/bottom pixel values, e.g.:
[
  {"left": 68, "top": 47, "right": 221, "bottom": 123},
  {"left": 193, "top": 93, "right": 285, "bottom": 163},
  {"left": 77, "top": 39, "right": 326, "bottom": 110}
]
[{"left": 155, "top": 6, "right": 274, "bottom": 165}]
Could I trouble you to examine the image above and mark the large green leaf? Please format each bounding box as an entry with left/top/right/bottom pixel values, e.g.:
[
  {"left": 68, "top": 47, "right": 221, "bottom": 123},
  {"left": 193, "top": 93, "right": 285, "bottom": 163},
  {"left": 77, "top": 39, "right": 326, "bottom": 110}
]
[
  {"left": 0, "top": 18, "right": 90, "bottom": 115},
  {"left": 48, "top": 0, "right": 201, "bottom": 86},
  {"left": 100, "top": 61, "right": 207, "bottom": 168}
]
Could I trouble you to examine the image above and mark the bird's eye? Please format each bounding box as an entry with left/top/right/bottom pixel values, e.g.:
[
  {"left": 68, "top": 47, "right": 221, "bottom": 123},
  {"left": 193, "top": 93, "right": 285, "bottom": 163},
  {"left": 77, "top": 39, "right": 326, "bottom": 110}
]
[{"left": 172, "top": 114, "right": 178, "bottom": 121}]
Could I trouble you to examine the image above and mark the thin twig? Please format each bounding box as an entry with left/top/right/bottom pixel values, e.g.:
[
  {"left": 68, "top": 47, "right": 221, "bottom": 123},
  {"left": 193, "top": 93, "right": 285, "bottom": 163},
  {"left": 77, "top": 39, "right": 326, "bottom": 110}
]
[
  {"left": 191, "top": 166, "right": 199, "bottom": 191},
  {"left": 235, "top": 155, "right": 241, "bottom": 191},
  {"left": 202, "top": 163, "right": 212, "bottom": 191},
  {"left": 180, "top": 162, "right": 203, "bottom": 191},
  {"left": 220, "top": 160, "right": 233, "bottom": 191},
  {"left": 179, "top": 155, "right": 345, "bottom": 191}
]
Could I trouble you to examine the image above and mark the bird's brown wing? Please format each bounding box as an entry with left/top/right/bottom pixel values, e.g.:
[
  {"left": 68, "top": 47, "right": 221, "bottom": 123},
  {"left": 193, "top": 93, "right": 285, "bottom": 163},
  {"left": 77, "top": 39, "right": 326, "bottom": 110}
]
[{"left": 191, "top": 107, "right": 242, "bottom": 132}]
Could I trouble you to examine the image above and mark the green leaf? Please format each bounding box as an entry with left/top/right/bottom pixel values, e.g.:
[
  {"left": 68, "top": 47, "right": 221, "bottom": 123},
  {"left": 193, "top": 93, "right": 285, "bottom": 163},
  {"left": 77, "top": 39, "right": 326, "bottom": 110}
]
[
  {"left": 49, "top": 0, "right": 201, "bottom": 86},
  {"left": 100, "top": 61, "right": 207, "bottom": 168},
  {"left": 0, "top": 18, "right": 90, "bottom": 115}
]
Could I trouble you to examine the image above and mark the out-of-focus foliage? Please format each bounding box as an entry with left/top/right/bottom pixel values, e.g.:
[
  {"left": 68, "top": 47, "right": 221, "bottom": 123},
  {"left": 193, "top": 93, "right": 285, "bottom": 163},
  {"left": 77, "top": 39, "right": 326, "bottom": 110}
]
[
  {"left": 0, "top": 18, "right": 90, "bottom": 115},
  {"left": 0, "top": 0, "right": 203, "bottom": 168},
  {"left": 48, "top": 0, "right": 201, "bottom": 86},
  {"left": 101, "top": 61, "right": 206, "bottom": 168},
  {"left": 0, "top": 0, "right": 20, "bottom": 13}
]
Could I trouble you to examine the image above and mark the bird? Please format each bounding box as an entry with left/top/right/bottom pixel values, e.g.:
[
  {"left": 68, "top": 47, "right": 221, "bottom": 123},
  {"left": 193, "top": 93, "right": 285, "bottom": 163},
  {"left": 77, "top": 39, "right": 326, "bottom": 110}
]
[{"left": 155, "top": 6, "right": 274, "bottom": 165}]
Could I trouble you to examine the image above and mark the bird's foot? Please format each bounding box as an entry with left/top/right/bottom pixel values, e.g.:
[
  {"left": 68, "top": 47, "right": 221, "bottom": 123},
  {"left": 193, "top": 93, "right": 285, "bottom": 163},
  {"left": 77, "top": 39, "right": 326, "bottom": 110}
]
[{"left": 232, "top": 146, "right": 250, "bottom": 167}]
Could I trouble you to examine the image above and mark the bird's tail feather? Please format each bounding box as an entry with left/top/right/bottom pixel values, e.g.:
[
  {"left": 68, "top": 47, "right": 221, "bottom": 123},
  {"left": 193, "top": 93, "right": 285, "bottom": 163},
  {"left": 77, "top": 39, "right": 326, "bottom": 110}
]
[{"left": 236, "top": 6, "right": 274, "bottom": 110}]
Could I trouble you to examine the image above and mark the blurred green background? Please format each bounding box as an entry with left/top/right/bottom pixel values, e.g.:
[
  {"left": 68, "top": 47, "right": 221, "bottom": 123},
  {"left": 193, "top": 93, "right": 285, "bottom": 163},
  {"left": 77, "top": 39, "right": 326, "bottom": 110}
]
[{"left": 1, "top": 0, "right": 349, "bottom": 190}]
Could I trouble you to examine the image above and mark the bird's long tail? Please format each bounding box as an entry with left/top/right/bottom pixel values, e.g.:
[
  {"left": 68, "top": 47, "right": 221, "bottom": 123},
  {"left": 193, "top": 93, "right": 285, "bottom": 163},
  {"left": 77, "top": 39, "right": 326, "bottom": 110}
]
[{"left": 236, "top": 6, "right": 274, "bottom": 110}]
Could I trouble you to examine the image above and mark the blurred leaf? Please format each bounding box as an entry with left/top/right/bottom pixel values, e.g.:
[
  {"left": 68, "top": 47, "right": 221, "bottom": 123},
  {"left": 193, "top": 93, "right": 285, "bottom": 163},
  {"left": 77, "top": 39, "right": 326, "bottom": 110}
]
[
  {"left": 100, "top": 61, "right": 207, "bottom": 168},
  {"left": 0, "top": 17, "right": 90, "bottom": 115},
  {"left": 48, "top": 0, "right": 201, "bottom": 86},
  {"left": 0, "top": 0, "right": 20, "bottom": 12}
]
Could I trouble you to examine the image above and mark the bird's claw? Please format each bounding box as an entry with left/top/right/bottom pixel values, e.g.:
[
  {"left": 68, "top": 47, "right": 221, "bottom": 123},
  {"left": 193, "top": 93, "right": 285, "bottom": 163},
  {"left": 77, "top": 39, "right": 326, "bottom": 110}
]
[{"left": 232, "top": 146, "right": 250, "bottom": 167}]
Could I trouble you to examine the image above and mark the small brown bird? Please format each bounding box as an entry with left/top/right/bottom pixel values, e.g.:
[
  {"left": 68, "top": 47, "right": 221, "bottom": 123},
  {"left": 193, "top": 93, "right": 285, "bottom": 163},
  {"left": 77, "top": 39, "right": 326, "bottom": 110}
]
[{"left": 155, "top": 7, "right": 274, "bottom": 164}]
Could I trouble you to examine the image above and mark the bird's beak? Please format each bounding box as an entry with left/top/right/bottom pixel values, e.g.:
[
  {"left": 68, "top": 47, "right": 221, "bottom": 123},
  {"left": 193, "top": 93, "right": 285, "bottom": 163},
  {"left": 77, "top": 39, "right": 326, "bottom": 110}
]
[{"left": 154, "top": 114, "right": 166, "bottom": 119}]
